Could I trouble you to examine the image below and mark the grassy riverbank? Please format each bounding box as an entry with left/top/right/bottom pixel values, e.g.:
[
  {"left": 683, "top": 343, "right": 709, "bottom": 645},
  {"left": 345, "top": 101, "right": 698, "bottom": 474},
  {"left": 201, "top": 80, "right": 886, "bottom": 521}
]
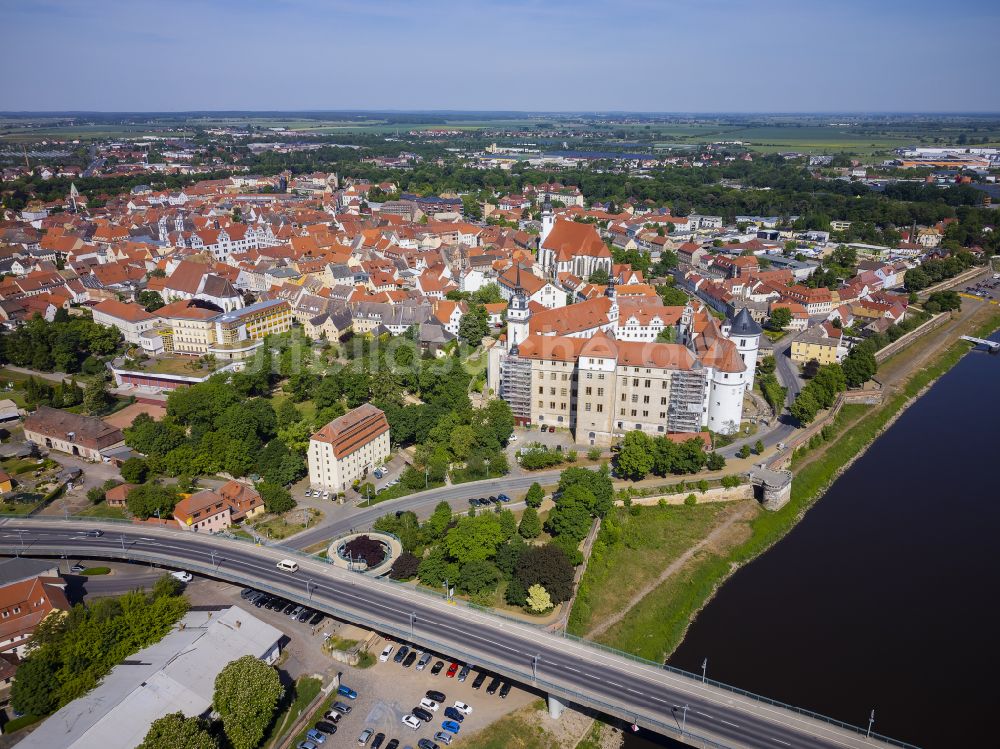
[{"left": 593, "top": 309, "right": 1000, "bottom": 662}]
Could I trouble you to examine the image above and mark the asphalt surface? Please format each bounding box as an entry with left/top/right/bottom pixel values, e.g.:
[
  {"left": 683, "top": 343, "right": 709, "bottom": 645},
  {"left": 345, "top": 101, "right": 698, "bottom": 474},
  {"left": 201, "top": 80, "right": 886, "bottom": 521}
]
[{"left": 0, "top": 519, "right": 906, "bottom": 749}]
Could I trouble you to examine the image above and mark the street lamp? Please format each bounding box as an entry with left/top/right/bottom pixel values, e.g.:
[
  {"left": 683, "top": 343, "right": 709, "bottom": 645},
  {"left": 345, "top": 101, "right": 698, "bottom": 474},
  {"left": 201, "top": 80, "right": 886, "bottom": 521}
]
[
  {"left": 701, "top": 657, "right": 708, "bottom": 683},
  {"left": 681, "top": 704, "right": 689, "bottom": 736},
  {"left": 409, "top": 612, "right": 415, "bottom": 639},
  {"left": 424, "top": 467, "right": 429, "bottom": 489},
  {"left": 307, "top": 579, "right": 315, "bottom": 600},
  {"left": 485, "top": 458, "right": 490, "bottom": 478},
  {"left": 531, "top": 655, "right": 540, "bottom": 681},
  {"left": 867, "top": 709, "right": 875, "bottom": 739}
]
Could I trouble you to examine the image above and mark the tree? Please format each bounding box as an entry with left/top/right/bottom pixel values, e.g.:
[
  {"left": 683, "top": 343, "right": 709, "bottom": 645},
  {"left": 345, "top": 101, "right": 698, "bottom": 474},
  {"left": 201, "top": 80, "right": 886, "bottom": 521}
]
[
  {"left": 737, "top": 444, "right": 752, "bottom": 459},
  {"left": 213, "top": 656, "right": 283, "bottom": 749},
  {"left": 518, "top": 507, "right": 541, "bottom": 539},
  {"left": 614, "top": 430, "right": 654, "bottom": 480},
  {"left": 498, "top": 508, "right": 517, "bottom": 540},
  {"left": 389, "top": 552, "right": 420, "bottom": 580},
  {"left": 137, "top": 290, "right": 165, "bottom": 313},
  {"left": 458, "top": 304, "right": 490, "bottom": 346},
  {"left": 343, "top": 535, "right": 386, "bottom": 567},
  {"left": 706, "top": 451, "right": 726, "bottom": 471},
  {"left": 138, "top": 711, "right": 219, "bottom": 749},
  {"left": 417, "top": 546, "right": 455, "bottom": 588},
  {"left": 754, "top": 439, "right": 765, "bottom": 455},
  {"left": 588, "top": 267, "right": 610, "bottom": 285},
  {"left": 525, "top": 584, "right": 552, "bottom": 613},
  {"left": 83, "top": 378, "right": 111, "bottom": 414},
  {"left": 10, "top": 651, "right": 59, "bottom": 716},
  {"left": 768, "top": 306, "right": 792, "bottom": 331},
  {"left": 842, "top": 346, "right": 877, "bottom": 388},
  {"left": 457, "top": 560, "right": 500, "bottom": 595},
  {"left": 546, "top": 489, "right": 593, "bottom": 542},
  {"left": 557, "top": 465, "right": 614, "bottom": 518},
  {"left": 120, "top": 457, "right": 149, "bottom": 484},
  {"left": 126, "top": 483, "right": 179, "bottom": 520},
  {"left": 515, "top": 544, "right": 575, "bottom": 603},
  {"left": 424, "top": 501, "right": 455, "bottom": 542},
  {"left": 445, "top": 513, "right": 505, "bottom": 565},
  {"left": 524, "top": 482, "right": 544, "bottom": 508},
  {"left": 258, "top": 482, "right": 295, "bottom": 514}
]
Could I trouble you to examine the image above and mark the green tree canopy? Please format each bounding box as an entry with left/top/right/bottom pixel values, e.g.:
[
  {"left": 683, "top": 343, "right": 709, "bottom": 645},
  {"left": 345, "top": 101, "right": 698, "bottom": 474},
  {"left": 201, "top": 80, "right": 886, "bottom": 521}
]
[
  {"left": 137, "top": 712, "right": 219, "bottom": 749},
  {"left": 213, "top": 656, "right": 283, "bottom": 749}
]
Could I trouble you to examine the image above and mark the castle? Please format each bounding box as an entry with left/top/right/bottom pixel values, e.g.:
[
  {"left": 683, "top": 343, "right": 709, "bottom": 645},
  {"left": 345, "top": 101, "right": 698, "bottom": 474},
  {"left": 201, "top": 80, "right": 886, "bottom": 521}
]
[{"left": 487, "top": 266, "right": 761, "bottom": 446}]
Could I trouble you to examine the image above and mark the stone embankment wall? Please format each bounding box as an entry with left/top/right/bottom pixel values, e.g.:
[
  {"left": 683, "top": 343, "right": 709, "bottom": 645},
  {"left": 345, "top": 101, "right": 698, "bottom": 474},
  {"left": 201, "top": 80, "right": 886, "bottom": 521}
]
[
  {"left": 875, "top": 312, "right": 950, "bottom": 363},
  {"left": 615, "top": 484, "right": 753, "bottom": 507}
]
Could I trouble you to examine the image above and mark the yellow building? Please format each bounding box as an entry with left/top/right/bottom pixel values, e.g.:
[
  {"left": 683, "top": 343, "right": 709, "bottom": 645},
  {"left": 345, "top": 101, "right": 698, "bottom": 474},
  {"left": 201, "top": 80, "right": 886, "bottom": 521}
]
[{"left": 790, "top": 325, "right": 845, "bottom": 365}]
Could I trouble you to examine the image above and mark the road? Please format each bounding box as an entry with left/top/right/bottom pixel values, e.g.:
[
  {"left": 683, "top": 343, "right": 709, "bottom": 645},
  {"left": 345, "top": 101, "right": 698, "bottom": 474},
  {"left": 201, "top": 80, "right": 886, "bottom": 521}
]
[{"left": 0, "top": 519, "right": 910, "bottom": 749}]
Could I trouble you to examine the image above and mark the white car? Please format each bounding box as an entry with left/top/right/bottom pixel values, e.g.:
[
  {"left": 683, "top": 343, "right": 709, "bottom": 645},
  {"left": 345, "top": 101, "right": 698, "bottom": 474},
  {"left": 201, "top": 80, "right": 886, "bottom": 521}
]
[
  {"left": 419, "top": 697, "right": 440, "bottom": 712},
  {"left": 401, "top": 714, "right": 421, "bottom": 730},
  {"left": 379, "top": 645, "right": 394, "bottom": 662},
  {"left": 170, "top": 571, "right": 193, "bottom": 583},
  {"left": 452, "top": 701, "right": 473, "bottom": 716}
]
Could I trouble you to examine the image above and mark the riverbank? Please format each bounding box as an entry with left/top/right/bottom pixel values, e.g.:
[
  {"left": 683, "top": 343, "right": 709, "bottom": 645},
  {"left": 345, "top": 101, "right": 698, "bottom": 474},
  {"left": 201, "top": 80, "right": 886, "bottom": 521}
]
[{"left": 591, "top": 305, "right": 1000, "bottom": 663}]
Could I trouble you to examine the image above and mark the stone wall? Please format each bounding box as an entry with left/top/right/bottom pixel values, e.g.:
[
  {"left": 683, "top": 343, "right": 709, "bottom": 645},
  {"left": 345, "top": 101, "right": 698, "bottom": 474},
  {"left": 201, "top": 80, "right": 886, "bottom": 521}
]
[{"left": 616, "top": 483, "right": 753, "bottom": 507}]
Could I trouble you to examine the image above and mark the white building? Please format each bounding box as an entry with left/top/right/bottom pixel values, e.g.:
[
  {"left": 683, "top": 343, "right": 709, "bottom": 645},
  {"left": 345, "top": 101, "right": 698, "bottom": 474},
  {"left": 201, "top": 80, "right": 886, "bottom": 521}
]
[
  {"left": 308, "top": 404, "right": 391, "bottom": 492},
  {"left": 90, "top": 299, "right": 160, "bottom": 344}
]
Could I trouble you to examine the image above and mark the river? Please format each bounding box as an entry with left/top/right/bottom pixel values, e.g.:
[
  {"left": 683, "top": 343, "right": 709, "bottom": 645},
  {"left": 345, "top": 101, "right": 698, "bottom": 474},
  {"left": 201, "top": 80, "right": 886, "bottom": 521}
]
[{"left": 625, "top": 332, "right": 1000, "bottom": 749}]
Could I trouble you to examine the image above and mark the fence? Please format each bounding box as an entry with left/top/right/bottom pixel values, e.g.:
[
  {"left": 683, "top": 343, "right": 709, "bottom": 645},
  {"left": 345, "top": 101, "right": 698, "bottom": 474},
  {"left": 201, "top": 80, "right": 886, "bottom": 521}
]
[{"left": 0, "top": 516, "right": 920, "bottom": 749}]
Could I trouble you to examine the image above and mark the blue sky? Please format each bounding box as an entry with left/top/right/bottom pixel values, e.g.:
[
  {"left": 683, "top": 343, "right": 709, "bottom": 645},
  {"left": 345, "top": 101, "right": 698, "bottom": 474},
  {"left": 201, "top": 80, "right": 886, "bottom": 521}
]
[{"left": 3, "top": 0, "right": 998, "bottom": 112}]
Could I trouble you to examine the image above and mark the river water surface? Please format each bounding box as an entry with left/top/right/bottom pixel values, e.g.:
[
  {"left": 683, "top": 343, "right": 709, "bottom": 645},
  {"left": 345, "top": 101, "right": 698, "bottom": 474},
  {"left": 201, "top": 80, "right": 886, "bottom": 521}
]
[{"left": 625, "top": 332, "right": 1000, "bottom": 749}]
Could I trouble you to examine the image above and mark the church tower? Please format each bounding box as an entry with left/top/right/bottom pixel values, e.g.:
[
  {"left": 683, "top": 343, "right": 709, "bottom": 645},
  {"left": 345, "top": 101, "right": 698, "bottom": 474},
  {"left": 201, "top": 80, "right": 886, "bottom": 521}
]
[
  {"left": 540, "top": 201, "right": 554, "bottom": 246},
  {"left": 507, "top": 264, "right": 531, "bottom": 352},
  {"left": 605, "top": 271, "right": 619, "bottom": 327},
  {"left": 68, "top": 182, "right": 79, "bottom": 213}
]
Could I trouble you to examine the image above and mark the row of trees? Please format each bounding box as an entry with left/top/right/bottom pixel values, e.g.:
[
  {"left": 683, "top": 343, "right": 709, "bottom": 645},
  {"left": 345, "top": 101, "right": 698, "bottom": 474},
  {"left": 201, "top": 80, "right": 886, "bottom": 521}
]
[
  {"left": 11, "top": 577, "right": 189, "bottom": 717},
  {"left": 613, "top": 432, "right": 725, "bottom": 481},
  {"left": 904, "top": 252, "right": 976, "bottom": 291},
  {"left": 788, "top": 363, "right": 849, "bottom": 425}
]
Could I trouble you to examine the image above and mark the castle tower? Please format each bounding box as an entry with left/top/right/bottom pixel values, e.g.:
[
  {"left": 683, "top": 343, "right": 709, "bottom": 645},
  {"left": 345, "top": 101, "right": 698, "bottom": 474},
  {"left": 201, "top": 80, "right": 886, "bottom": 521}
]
[
  {"left": 68, "top": 182, "right": 79, "bottom": 213},
  {"left": 605, "top": 272, "right": 619, "bottom": 326},
  {"left": 507, "top": 264, "right": 531, "bottom": 352},
  {"left": 726, "top": 307, "right": 763, "bottom": 389}
]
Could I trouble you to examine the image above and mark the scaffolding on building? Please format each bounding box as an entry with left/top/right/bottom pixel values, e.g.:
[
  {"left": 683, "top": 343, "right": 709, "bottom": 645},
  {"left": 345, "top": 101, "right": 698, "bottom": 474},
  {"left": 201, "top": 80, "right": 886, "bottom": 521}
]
[
  {"left": 499, "top": 352, "right": 532, "bottom": 423},
  {"left": 667, "top": 369, "right": 706, "bottom": 433}
]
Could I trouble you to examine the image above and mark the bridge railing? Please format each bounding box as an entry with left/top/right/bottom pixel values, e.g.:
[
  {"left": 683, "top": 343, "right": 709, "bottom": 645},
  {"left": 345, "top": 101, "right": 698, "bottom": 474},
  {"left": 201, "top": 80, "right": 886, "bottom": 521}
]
[{"left": 0, "top": 517, "right": 920, "bottom": 749}]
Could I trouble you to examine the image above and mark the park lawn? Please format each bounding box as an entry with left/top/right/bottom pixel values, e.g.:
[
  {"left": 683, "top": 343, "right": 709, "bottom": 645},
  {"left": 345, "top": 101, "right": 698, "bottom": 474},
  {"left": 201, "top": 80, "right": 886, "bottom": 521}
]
[
  {"left": 464, "top": 699, "right": 562, "bottom": 749},
  {"left": 568, "top": 502, "right": 729, "bottom": 637},
  {"left": 254, "top": 508, "right": 322, "bottom": 540}
]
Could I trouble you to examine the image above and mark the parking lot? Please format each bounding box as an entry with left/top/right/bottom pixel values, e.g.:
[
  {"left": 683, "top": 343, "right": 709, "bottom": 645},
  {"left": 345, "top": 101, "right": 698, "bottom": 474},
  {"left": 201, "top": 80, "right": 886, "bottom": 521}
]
[
  {"left": 962, "top": 275, "right": 1000, "bottom": 303},
  {"left": 318, "top": 637, "right": 537, "bottom": 748}
]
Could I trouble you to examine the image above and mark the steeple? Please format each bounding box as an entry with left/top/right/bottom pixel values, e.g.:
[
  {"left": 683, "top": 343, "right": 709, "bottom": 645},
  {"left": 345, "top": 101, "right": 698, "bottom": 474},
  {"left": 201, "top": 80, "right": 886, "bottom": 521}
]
[
  {"left": 507, "top": 263, "right": 531, "bottom": 352},
  {"left": 540, "top": 200, "right": 554, "bottom": 246}
]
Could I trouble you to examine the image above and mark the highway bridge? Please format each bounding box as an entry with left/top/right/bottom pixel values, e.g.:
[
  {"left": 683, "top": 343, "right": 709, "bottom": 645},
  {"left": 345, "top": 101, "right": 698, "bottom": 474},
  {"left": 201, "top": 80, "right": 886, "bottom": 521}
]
[{"left": 0, "top": 518, "right": 916, "bottom": 749}]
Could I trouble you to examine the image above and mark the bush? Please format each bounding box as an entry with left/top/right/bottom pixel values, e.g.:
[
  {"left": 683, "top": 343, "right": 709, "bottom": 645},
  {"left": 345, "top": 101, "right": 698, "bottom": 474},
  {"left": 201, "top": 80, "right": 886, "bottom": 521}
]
[
  {"left": 120, "top": 457, "right": 149, "bottom": 484},
  {"left": 258, "top": 482, "right": 295, "bottom": 514},
  {"left": 343, "top": 535, "right": 386, "bottom": 567},
  {"left": 86, "top": 486, "right": 106, "bottom": 505},
  {"left": 389, "top": 552, "right": 420, "bottom": 580},
  {"left": 587, "top": 447, "right": 602, "bottom": 461},
  {"left": 684, "top": 494, "right": 697, "bottom": 506}
]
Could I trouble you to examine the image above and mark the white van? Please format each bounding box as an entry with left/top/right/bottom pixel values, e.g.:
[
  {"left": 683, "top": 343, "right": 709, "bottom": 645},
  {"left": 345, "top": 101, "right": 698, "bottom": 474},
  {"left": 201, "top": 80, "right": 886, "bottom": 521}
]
[{"left": 276, "top": 559, "right": 299, "bottom": 573}]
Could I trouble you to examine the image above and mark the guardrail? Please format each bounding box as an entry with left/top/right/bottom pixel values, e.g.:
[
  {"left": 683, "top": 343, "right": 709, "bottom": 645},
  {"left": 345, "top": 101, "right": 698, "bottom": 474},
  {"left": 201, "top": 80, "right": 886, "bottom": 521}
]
[{"left": 0, "top": 517, "right": 920, "bottom": 749}]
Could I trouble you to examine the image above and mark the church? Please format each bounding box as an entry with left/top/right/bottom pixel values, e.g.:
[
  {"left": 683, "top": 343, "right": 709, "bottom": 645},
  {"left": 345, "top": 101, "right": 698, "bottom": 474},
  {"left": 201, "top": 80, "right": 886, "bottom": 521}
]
[{"left": 487, "top": 267, "right": 761, "bottom": 446}]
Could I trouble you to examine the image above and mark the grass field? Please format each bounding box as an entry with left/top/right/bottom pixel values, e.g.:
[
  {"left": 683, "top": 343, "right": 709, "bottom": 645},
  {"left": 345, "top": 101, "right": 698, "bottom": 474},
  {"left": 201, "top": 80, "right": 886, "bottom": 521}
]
[
  {"left": 568, "top": 502, "right": 732, "bottom": 637},
  {"left": 465, "top": 700, "right": 561, "bottom": 749}
]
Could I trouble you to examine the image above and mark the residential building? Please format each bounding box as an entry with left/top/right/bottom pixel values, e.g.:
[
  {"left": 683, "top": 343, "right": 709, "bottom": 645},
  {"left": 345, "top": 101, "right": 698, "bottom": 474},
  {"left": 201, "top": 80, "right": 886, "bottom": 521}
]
[
  {"left": 173, "top": 480, "right": 264, "bottom": 531},
  {"left": 791, "top": 323, "right": 847, "bottom": 364},
  {"left": 91, "top": 299, "right": 159, "bottom": 344},
  {"left": 308, "top": 404, "right": 390, "bottom": 492},
  {"left": 0, "top": 568, "right": 69, "bottom": 658}
]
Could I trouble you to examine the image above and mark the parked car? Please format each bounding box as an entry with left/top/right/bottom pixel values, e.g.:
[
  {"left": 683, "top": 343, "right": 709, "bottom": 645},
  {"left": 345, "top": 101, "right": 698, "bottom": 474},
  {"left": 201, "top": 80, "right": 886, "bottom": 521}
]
[
  {"left": 498, "top": 493, "right": 510, "bottom": 502},
  {"left": 322, "top": 710, "right": 342, "bottom": 724},
  {"left": 443, "top": 707, "right": 464, "bottom": 723},
  {"left": 338, "top": 684, "right": 358, "bottom": 700},
  {"left": 357, "top": 728, "right": 374, "bottom": 746},
  {"left": 403, "top": 651, "right": 417, "bottom": 668},
  {"left": 431, "top": 660, "right": 445, "bottom": 675},
  {"left": 289, "top": 605, "right": 305, "bottom": 618},
  {"left": 471, "top": 671, "right": 487, "bottom": 690},
  {"left": 385, "top": 740, "right": 399, "bottom": 749},
  {"left": 70, "top": 564, "right": 85, "bottom": 574},
  {"left": 412, "top": 706, "right": 433, "bottom": 722},
  {"left": 371, "top": 733, "right": 385, "bottom": 749},
  {"left": 401, "top": 714, "right": 422, "bottom": 730},
  {"left": 433, "top": 732, "right": 453, "bottom": 746},
  {"left": 297, "top": 741, "right": 318, "bottom": 749},
  {"left": 306, "top": 729, "right": 327, "bottom": 744},
  {"left": 296, "top": 608, "right": 313, "bottom": 622},
  {"left": 419, "top": 698, "right": 440, "bottom": 712},
  {"left": 486, "top": 676, "right": 501, "bottom": 695},
  {"left": 380, "top": 644, "right": 394, "bottom": 662},
  {"left": 416, "top": 652, "right": 432, "bottom": 670},
  {"left": 394, "top": 645, "right": 409, "bottom": 664},
  {"left": 441, "top": 720, "right": 461, "bottom": 735},
  {"left": 457, "top": 665, "right": 470, "bottom": 682},
  {"left": 332, "top": 701, "right": 352, "bottom": 715},
  {"left": 453, "top": 701, "right": 472, "bottom": 715},
  {"left": 240, "top": 588, "right": 256, "bottom": 599},
  {"left": 282, "top": 602, "right": 297, "bottom": 615},
  {"left": 425, "top": 689, "right": 446, "bottom": 703},
  {"left": 499, "top": 682, "right": 512, "bottom": 699},
  {"left": 315, "top": 721, "right": 338, "bottom": 734},
  {"left": 168, "top": 570, "right": 193, "bottom": 582},
  {"left": 417, "top": 740, "right": 439, "bottom": 749},
  {"left": 308, "top": 611, "right": 324, "bottom": 626},
  {"left": 445, "top": 662, "right": 459, "bottom": 678}
]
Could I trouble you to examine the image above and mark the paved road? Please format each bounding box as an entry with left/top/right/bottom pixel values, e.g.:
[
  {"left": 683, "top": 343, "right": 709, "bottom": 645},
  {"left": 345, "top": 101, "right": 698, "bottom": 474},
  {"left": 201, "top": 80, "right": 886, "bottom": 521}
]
[
  {"left": 0, "top": 519, "right": 907, "bottom": 749},
  {"left": 285, "top": 470, "right": 568, "bottom": 550}
]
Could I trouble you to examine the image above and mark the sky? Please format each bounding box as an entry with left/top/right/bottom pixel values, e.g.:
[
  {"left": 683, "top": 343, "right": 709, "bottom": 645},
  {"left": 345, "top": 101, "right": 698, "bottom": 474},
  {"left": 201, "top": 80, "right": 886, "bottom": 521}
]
[{"left": 2, "top": 0, "right": 998, "bottom": 113}]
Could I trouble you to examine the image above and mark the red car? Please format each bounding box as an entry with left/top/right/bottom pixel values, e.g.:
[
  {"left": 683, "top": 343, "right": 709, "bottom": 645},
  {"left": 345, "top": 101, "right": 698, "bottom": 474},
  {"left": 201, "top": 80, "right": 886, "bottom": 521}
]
[{"left": 446, "top": 662, "right": 459, "bottom": 678}]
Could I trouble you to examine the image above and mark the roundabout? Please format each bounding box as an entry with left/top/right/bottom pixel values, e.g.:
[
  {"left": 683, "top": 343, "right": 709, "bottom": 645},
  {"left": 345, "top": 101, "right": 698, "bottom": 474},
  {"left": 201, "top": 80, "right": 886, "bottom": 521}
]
[{"left": 327, "top": 531, "right": 402, "bottom": 576}]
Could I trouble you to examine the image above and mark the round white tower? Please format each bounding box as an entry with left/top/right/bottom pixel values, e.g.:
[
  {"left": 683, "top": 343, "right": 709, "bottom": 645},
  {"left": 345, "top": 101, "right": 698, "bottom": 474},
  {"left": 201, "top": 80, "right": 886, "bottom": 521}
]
[
  {"left": 540, "top": 201, "right": 554, "bottom": 246},
  {"left": 726, "top": 307, "right": 763, "bottom": 390}
]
